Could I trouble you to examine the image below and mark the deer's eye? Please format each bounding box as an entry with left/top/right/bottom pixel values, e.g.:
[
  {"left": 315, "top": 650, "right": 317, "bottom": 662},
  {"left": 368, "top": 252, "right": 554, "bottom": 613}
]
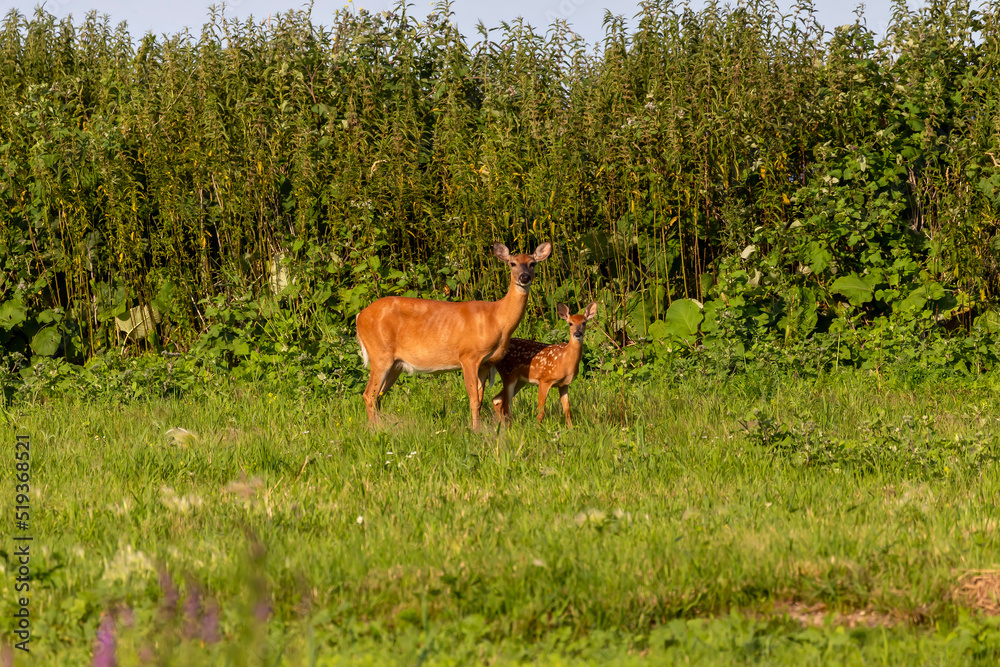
[{"left": 528, "top": 262, "right": 536, "bottom": 268}]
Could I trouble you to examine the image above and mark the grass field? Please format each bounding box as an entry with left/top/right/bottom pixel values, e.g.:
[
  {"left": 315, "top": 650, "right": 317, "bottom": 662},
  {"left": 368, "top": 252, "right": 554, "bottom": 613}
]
[{"left": 4, "top": 368, "right": 1000, "bottom": 664}]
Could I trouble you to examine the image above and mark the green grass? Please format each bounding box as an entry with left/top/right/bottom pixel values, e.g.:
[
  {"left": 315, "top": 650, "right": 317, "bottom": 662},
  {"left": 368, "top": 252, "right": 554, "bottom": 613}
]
[{"left": 4, "top": 369, "right": 1000, "bottom": 664}]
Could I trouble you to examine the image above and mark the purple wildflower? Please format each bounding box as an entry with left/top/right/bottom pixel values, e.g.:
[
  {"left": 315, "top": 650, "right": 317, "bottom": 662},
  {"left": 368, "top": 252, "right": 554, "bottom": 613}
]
[
  {"left": 158, "top": 569, "right": 179, "bottom": 616},
  {"left": 182, "top": 583, "right": 202, "bottom": 639},
  {"left": 253, "top": 599, "right": 272, "bottom": 623},
  {"left": 92, "top": 613, "right": 116, "bottom": 667},
  {"left": 201, "top": 598, "right": 221, "bottom": 644}
]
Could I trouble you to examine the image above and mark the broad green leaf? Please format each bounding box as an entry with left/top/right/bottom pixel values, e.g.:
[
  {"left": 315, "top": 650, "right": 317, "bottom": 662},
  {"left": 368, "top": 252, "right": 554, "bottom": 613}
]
[
  {"left": 806, "top": 241, "right": 832, "bottom": 274},
  {"left": 36, "top": 308, "right": 63, "bottom": 324},
  {"left": 923, "top": 282, "right": 946, "bottom": 301},
  {"left": 976, "top": 174, "right": 1000, "bottom": 202},
  {"left": 0, "top": 299, "right": 27, "bottom": 330},
  {"left": 662, "top": 299, "right": 703, "bottom": 340},
  {"left": 830, "top": 273, "right": 875, "bottom": 306},
  {"left": 647, "top": 319, "right": 669, "bottom": 340},
  {"left": 232, "top": 340, "right": 250, "bottom": 356},
  {"left": 974, "top": 311, "right": 1000, "bottom": 334},
  {"left": 895, "top": 288, "right": 927, "bottom": 313},
  {"left": 896, "top": 282, "right": 946, "bottom": 314},
  {"left": 30, "top": 327, "right": 61, "bottom": 356}
]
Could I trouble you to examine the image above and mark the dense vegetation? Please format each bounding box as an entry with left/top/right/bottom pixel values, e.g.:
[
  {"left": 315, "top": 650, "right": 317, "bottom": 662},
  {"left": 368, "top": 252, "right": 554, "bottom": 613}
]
[{"left": 1, "top": 0, "right": 999, "bottom": 388}]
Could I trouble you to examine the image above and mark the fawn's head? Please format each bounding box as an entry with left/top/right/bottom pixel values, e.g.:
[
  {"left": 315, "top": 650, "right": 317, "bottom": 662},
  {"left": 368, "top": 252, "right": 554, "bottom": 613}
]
[
  {"left": 557, "top": 301, "right": 598, "bottom": 342},
  {"left": 494, "top": 242, "right": 552, "bottom": 292}
]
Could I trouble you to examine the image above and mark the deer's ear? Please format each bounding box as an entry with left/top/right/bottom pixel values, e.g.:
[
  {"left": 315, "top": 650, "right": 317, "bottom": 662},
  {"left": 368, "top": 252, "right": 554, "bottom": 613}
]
[
  {"left": 585, "top": 301, "right": 598, "bottom": 321},
  {"left": 493, "top": 243, "right": 511, "bottom": 261},
  {"left": 557, "top": 303, "right": 571, "bottom": 321},
  {"left": 532, "top": 242, "right": 552, "bottom": 262}
]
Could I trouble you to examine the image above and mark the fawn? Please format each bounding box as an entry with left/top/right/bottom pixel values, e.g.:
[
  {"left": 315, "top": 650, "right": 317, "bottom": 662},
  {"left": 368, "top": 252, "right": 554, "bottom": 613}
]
[
  {"left": 356, "top": 242, "right": 552, "bottom": 430},
  {"left": 491, "top": 301, "right": 598, "bottom": 428}
]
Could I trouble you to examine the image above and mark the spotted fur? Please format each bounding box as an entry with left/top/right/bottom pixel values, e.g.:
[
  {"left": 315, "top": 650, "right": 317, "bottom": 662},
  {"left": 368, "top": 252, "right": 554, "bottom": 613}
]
[{"left": 490, "top": 301, "right": 598, "bottom": 428}]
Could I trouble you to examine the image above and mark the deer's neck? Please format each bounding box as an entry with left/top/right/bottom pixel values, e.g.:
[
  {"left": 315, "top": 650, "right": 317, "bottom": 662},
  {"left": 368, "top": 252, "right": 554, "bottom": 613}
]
[
  {"left": 565, "top": 338, "right": 584, "bottom": 365},
  {"left": 496, "top": 282, "right": 530, "bottom": 335}
]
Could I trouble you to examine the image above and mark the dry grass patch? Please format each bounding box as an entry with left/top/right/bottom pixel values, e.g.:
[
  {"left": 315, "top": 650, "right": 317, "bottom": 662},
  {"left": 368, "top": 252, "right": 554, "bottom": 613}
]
[{"left": 954, "top": 570, "right": 1000, "bottom": 615}]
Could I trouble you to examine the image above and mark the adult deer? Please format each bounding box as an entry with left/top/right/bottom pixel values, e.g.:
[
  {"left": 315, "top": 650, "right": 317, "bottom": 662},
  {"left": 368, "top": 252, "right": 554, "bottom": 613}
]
[
  {"left": 491, "top": 301, "right": 598, "bottom": 428},
  {"left": 356, "top": 242, "right": 552, "bottom": 430}
]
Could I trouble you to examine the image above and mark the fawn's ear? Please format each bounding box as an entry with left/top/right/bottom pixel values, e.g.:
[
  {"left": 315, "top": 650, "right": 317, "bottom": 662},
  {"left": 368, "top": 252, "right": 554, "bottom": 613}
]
[
  {"left": 557, "top": 303, "right": 571, "bottom": 321},
  {"left": 532, "top": 242, "right": 552, "bottom": 262},
  {"left": 493, "top": 243, "right": 512, "bottom": 262},
  {"left": 584, "top": 301, "right": 598, "bottom": 321}
]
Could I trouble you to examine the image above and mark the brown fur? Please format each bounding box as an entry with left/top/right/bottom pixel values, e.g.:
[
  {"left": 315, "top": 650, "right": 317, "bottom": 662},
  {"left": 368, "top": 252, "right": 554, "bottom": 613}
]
[
  {"left": 356, "top": 242, "right": 552, "bottom": 429},
  {"left": 491, "top": 301, "right": 598, "bottom": 428}
]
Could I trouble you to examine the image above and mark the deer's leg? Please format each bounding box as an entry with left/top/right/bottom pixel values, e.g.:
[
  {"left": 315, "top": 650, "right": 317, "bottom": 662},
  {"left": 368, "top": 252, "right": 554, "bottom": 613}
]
[
  {"left": 507, "top": 379, "right": 528, "bottom": 422},
  {"left": 461, "top": 359, "right": 485, "bottom": 430},
  {"left": 491, "top": 375, "right": 508, "bottom": 419},
  {"left": 493, "top": 376, "right": 522, "bottom": 423},
  {"left": 536, "top": 381, "right": 554, "bottom": 424},
  {"left": 477, "top": 364, "right": 490, "bottom": 405},
  {"left": 380, "top": 364, "right": 403, "bottom": 398},
  {"left": 558, "top": 386, "right": 572, "bottom": 428},
  {"left": 362, "top": 357, "right": 395, "bottom": 423}
]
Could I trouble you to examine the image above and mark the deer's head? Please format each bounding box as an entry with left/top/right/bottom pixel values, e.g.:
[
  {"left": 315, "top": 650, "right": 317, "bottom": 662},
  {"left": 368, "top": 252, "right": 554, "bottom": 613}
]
[
  {"left": 494, "top": 242, "right": 552, "bottom": 292},
  {"left": 558, "top": 301, "right": 598, "bottom": 342}
]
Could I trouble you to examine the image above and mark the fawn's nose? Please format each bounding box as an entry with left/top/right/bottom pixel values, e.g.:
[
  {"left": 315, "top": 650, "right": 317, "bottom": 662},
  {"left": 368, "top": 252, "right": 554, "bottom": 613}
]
[{"left": 517, "top": 271, "right": 532, "bottom": 285}]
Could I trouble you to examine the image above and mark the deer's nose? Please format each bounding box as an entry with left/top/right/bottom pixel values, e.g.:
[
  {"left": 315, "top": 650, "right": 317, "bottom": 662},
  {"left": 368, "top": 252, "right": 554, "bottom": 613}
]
[{"left": 517, "top": 272, "right": 532, "bottom": 285}]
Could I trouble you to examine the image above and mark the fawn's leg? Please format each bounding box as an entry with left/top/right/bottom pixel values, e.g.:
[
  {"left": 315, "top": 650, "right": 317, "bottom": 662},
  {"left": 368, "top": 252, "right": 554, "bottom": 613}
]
[
  {"left": 509, "top": 379, "right": 527, "bottom": 419},
  {"left": 536, "top": 381, "right": 554, "bottom": 424},
  {"left": 558, "top": 386, "right": 572, "bottom": 428},
  {"left": 492, "top": 376, "right": 521, "bottom": 423},
  {"left": 506, "top": 379, "right": 527, "bottom": 422},
  {"left": 492, "top": 375, "right": 512, "bottom": 421}
]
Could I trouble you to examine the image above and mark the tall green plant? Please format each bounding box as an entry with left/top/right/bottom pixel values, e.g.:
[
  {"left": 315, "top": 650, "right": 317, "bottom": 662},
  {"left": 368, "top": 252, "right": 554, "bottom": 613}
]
[{"left": 0, "top": 0, "right": 997, "bottom": 367}]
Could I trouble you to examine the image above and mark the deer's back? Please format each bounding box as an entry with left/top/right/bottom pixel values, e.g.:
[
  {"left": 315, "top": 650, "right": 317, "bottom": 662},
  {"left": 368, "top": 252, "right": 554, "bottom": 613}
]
[
  {"left": 357, "top": 296, "right": 509, "bottom": 368},
  {"left": 497, "top": 338, "right": 581, "bottom": 385},
  {"left": 495, "top": 338, "right": 551, "bottom": 374}
]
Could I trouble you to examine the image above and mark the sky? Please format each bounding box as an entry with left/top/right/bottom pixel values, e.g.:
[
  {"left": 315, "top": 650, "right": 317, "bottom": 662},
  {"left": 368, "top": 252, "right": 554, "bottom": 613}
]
[{"left": 3, "top": 0, "right": 924, "bottom": 46}]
